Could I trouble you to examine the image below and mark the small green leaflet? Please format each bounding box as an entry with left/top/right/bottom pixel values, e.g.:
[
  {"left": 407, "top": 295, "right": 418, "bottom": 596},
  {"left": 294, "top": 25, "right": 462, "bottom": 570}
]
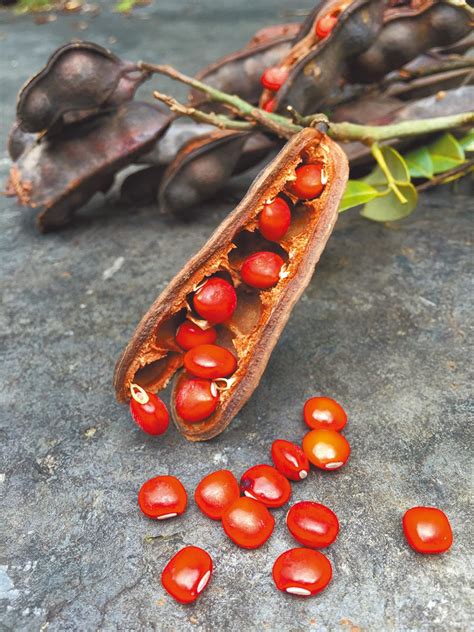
[
  {"left": 339, "top": 180, "right": 379, "bottom": 212},
  {"left": 404, "top": 147, "right": 434, "bottom": 179},
  {"left": 364, "top": 146, "right": 410, "bottom": 186},
  {"left": 427, "top": 133, "right": 465, "bottom": 174},
  {"left": 361, "top": 183, "right": 418, "bottom": 222},
  {"left": 459, "top": 129, "right": 474, "bottom": 153}
]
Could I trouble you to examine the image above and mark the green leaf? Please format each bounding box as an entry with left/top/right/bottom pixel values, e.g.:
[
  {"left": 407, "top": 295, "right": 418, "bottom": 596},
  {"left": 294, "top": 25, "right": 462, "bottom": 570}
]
[
  {"left": 365, "top": 146, "right": 410, "bottom": 186},
  {"left": 404, "top": 146, "right": 434, "bottom": 179},
  {"left": 361, "top": 183, "right": 418, "bottom": 222},
  {"left": 339, "top": 180, "right": 379, "bottom": 212},
  {"left": 459, "top": 129, "right": 474, "bottom": 153},
  {"left": 428, "top": 133, "right": 465, "bottom": 174}
]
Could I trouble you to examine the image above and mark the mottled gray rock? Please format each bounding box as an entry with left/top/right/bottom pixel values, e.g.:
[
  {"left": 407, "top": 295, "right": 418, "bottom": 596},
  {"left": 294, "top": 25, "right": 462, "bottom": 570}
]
[{"left": 0, "top": 2, "right": 473, "bottom": 631}]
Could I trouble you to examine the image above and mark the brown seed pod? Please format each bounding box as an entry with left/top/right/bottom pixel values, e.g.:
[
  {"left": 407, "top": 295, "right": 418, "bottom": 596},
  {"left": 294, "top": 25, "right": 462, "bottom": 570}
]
[
  {"left": 349, "top": 0, "right": 474, "bottom": 83},
  {"left": 260, "top": 0, "right": 385, "bottom": 115},
  {"left": 120, "top": 166, "right": 167, "bottom": 206},
  {"left": 16, "top": 41, "right": 149, "bottom": 134},
  {"left": 158, "top": 130, "right": 253, "bottom": 218},
  {"left": 114, "top": 128, "right": 348, "bottom": 441},
  {"left": 9, "top": 102, "right": 171, "bottom": 232},
  {"left": 7, "top": 122, "right": 36, "bottom": 161},
  {"left": 245, "top": 22, "right": 301, "bottom": 48}
]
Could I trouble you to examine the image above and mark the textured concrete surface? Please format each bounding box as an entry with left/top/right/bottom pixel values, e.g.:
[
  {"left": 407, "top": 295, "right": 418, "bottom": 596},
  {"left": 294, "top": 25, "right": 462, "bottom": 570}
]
[{"left": 0, "top": 2, "right": 473, "bottom": 631}]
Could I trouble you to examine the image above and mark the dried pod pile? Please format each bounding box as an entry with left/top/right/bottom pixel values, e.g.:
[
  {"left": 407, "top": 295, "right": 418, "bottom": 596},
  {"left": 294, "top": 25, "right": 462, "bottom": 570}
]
[{"left": 114, "top": 128, "right": 348, "bottom": 440}]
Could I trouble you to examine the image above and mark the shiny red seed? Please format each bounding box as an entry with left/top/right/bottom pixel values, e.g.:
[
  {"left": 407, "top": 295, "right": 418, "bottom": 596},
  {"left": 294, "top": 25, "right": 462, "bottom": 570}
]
[
  {"left": 193, "top": 277, "right": 237, "bottom": 324},
  {"left": 129, "top": 384, "right": 169, "bottom": 435},
  {"left": 315, "top": 13, "right": 339, "bottom": 39},
  {"left": 402, "top": 507, "right": 453, "bottom": 554},
  {"left": 271, "top": 440, "right": 310, "bottom": 481},
  {"left": 260, "top": 66, "right": 289, "bottom": 91},
  {"left": 272, "top": 548, "right": 332, "bottom": 597},
  {"left": 222, "top": 496, "right": 275, "bottom": 549},
  {"left": 138, "top": 475, "right": 187, "bottom": 520},
  {"left": 175, "top": 320, "right": 217, "bottom": 350},
  {"left": 175, "top": 376, "right": 219, "bottom": 423},
  {"left": 303, "top": 396, "right": 347, "bottom": 432},
  {"left": 286, "top": 501, "right": 339, "bottom": 548},
  {"left": 241, "top": 251, "right": 285, "bottom": 289},
  {"left": 161, "top": 545, "right": 213, "bottom": 604},
  {"left": 259, "top": 197, "right": 291, "bottom": 242},
  {"left": 240, "top": 464, "right": 291, "bottom": 508},
  {"left": 194, "top": 469, "right": 240, "bottom": 520},
  {"left": 302, "top": 429, "right": 350, "bottom": 471},
  {"left": 262, "top": 96, "right": 277, "bottom": 112},
  {"left": 184, "top": 344, "right": 237, "bottom": 380},
  {"left": 288, "top": 163, "right": 325, "bottom": 200}
]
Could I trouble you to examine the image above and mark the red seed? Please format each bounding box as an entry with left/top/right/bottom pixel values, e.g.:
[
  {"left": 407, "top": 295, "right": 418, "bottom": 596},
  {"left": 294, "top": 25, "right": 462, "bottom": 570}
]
[
  {"left": 138, "top": 475, "right": 187, "bottom": 520},
  {"left": 260, "top": 66, "right": 289, "bottom": 91},
  {"left": 315, "top": 13, "right": 339, "bottom": 39},
  {"left": 129, "top": 384, "right": 169, "bottom": 435},
  {"left": 222, "top": 496, "right": 275, "bottom": 549},
  {"left": 259, "top": 197, "right": 291, "bottom": 242},
  {"left": 241, "top": 251, "right": 285, "bottom": 289},
  {"left": 286, "top": 501, "right": 339, "bottom": 548},
  {"left": 262, "top": 96, "right": 277, "bottom": 113},
  {"left": 402, "top": 507, "right": 453, "bottom": 554},
  {"left": 184, "top": 344, "right": 237, "bottom": 380},
  {"left": 271, "top": 439, "right": 310, "bottom": 481},
  {"left": 288, "top": 163, "right": 325, "bottom": 200},
  {"left": 176, "top": 320, "right": 217, "bottom": 350},
  {"left": 272, "top": 548, "right": 332, "bottom": 597},
  {"left": 302, "top": 429, "right": 350, "bottom": 471},
  {"left": 175, "top": 376, "right": 219, "bottom": 423},
  {"left": 161, "top": 545, "right": 213, "bottom": 604},
  {"left": 240, "top": 464, "right": 291, "bottom": 508},
  {"left": 194, "top": 469, "right": 240, "bottom": 520},
  {"left": 303, "top": 396, "right": 347, "bottom": 432},
  {"left": 193, "top": 277, "right": 237, "bottom": 324}
]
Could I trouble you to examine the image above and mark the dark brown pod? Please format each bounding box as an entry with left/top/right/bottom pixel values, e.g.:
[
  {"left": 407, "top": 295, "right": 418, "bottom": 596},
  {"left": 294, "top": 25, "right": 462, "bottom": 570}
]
[
  {"left": 120, "top": 166, "right": 166, "bottom": 205},
  {"left": 158, "top": 130, "right": 251, "bottom": 218},
  {"left": 9, "top": 102, "right": 171, "bottom": 231},
  {"left": 16, "top": 41, "right": 148, "bottom": 134},
  {"left": 189, "top": 34, "right": 295, "bottom": 106},
  {"left": 245, "top": 22, "right": 301, "bottom": 48},
  {"left": 7, "top": 123, "right": 36, "bottom": 161},
  {"left": 349, "top": 0, "right": 473, "bottom": 83},
  {"left": 114, "top": 128, "right": 348, "bottom": 440},
  {"left": 262, "top": 0, "right": 384, "bottom": 115}
]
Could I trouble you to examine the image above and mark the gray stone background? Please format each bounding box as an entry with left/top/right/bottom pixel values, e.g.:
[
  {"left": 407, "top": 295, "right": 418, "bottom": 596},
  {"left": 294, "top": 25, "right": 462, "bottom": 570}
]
[{"left": 0, "top": 1, "right": 472, "bottom": 630}]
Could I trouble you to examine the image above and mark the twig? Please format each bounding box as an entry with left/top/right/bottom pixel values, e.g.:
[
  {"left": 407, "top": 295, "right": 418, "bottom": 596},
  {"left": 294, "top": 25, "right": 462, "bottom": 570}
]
[
  {"left": 416, "top": 159, "right": 474, "bottom": 192},
  {"left": 381, "top": 59, "right": 474, "bottom": 88}
]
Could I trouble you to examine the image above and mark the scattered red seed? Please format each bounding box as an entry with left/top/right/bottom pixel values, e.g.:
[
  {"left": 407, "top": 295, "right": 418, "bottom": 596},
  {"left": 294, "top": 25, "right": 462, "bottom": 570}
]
[
  {"left": 175, "top": 376, "right": 219, "bottom": 423},
  {"left": 287, "top": 163, "right": 325, "bottom": 200},
  {"left": 241, "top": 251, "right": 285, "bottom": 289},
  {"left": 402, "top": 507, "right": 453, "bottom": 554},
  {"left": 286, "top": 501, "right": 339, "bottom": 548},
  {"left": 161, "top": 545, "right": 213, "bottom": 604},
  {"left": 129, "top": 385, "right": 169, "bottom": 435},
  {"left": 303, "top": 396, "right": 347, "bottom": 432},
  {"left": 302, "top": 428, "right": 350, "bottom": 471},
  {"left": 184, "top": 343, "right": 237, "bottom": 380},
  {"left": 271, "top": 439, "right": 310, "bottom": 481},
  {"left": 259, "top": 197, "right": 291, "bottom": 242},
  {"left": 194, "top": 469, "right": 240, "bottom": 520},
  {"left": 193, "top": 277, "right": 237, "bottom": 324},
  {"left": 260, "top": 66, "right": 289, "bottom": 91},
  {"left": 138, "top": 475, "right": 187, "bottom": 520},
  {"left": 272, "top": 548, "right": 332, "bottom": 596},
  {"left": 222, "top": 496, "right": 275, "bottom": 549},
  {"left": 315, "top": 12, "right": 339, "bottom": 39},
  {"left": 176, "top": 320, "right": 217, "bottom": 350},
  {"left": 240, "top": 464, "right": 291, "bottom": 508}
]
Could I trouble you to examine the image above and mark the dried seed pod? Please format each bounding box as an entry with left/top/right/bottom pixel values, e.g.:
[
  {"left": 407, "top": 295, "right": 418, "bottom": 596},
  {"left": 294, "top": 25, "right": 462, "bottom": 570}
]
[
  {"left": 114, "top": 128, "right": 348, "bottom": 441},
  {"left": 260, "top": 0, "right": 384, "bottom": 115},
  {"left": 16, "top": 41, "right": 148, "bottom": 134},
  {"left": 9, "top": 102, "right": 171, "bottom": 231},
  {"left": 349, "top": 0, "right": 474, "bottom": 83},
  {"left": 7, "top": 122, "right": 36, "bottom": 161},
  {"left": 245, "top": 22, "right": 301, "bottom": 48},
  {"left": 158, "top": 131, "right": 252, "bottom": 218},
  {"left": 189, "top": 33, "right": 295, "bottom": 106},
  {"left": 120, "top": 166, "right": 166, "bottom": 206}
]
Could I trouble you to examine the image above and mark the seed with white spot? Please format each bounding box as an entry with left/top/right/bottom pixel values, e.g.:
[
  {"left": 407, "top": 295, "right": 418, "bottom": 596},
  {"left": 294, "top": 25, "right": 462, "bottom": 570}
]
[
  {"left": 286, "top": 586, "right": 311, "bottom": 596},
  {"left": 299, "top": 470, "right": 308, "bottom": 479},
  {"left": 197, "top": 570, "right": 211, "bottom": 594},
  {"left": 325, "top": 461, "right": 343, "bottom": 470},
  {"left": 156, "top": 512, "right": 178, "bottom": 520}
]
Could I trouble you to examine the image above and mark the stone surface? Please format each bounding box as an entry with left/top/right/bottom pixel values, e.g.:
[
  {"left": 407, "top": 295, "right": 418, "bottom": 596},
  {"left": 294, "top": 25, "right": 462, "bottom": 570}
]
[{"left": 0, "top": 2, "right": 472, "bottom": 631}]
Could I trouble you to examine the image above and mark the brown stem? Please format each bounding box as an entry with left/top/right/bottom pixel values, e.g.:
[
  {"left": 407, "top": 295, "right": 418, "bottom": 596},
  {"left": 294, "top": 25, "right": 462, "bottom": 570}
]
[{"left": 416, "top": 159, "right": 474, "bottom": 192}]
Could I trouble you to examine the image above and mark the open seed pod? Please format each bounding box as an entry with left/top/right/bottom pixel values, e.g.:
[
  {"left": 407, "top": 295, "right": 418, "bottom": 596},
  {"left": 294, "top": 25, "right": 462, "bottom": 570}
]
[
  {"left": 114, "top": 128, "right": 348, "bottom": 441},
  {"left": 7, "top": 122, "right": 36, "bottom": 162},
  {"left": 245, "top": 22, "right": 301, "bottom": 48},
  {"left": 259, "top": 0, "right": 384, "bottom": 115},
  {"left": 16, "top": 41, "right": 149, "bottom": 134},
  {"left": 9, "top": 102, "right": 171, "bottom": 231},
  {"left": 158, "top": 130, "right": 253, "bottom": 218},
  {"left": 120, "top": 165, "right": 167, "bottom": 205},
  {"left": 349, "top": 0, "right": 474, "bottom": 83}
]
